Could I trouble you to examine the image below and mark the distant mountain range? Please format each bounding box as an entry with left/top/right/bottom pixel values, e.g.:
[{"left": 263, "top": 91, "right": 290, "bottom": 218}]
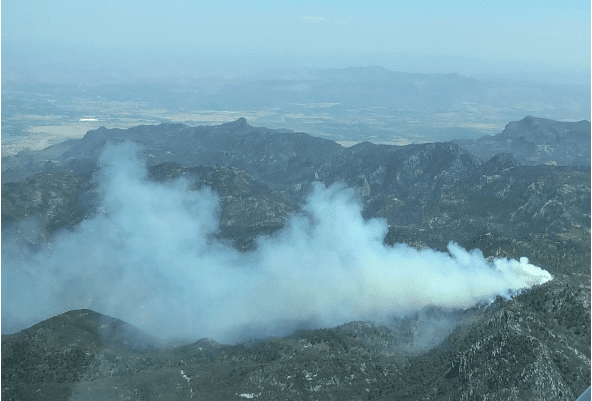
[{"left": 1, "top": 116, "right": 590, "bottom": 400}]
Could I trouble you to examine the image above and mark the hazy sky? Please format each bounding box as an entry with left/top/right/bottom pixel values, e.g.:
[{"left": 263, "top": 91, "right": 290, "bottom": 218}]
[{"left": 2, "top": 0, "right": 590, "bottom": 81}]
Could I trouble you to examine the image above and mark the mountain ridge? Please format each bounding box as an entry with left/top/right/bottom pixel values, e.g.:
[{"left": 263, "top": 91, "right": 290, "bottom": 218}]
[
  {"left": 1, "top": 117, "right": 589, "bottom": 400},
  {"left": 455, "top": 115, "right": 591, "bottom": 166}
]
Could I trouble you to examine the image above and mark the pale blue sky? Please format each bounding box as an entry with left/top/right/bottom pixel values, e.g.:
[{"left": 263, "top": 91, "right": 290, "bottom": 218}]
[{"left": 2, "top": 0, "right": 590, "bottom": 82}]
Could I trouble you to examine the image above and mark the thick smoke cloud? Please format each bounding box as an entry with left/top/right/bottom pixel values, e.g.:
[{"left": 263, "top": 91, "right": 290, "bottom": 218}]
[{"left": 2, "top": 143, "right": 553, "bottom": 343}]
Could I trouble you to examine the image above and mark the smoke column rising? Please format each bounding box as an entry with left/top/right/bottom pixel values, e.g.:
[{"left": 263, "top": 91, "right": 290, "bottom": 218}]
[{"left": 1, "top": 143, "right": 553, "bottom": 342}]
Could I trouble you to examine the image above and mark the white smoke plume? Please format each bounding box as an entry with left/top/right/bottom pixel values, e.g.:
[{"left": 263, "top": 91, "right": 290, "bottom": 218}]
[{"left": 2, "top": 143, "right": 553, "bottom": 343}]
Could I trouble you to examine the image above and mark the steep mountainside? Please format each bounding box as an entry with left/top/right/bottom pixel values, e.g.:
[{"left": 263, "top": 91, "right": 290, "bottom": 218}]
[
  {"left": 61, "top": 117, "right": 343, "bottom": 186},
  {"left": 1, "top": 118, "right": 590, "bottom": 400},
  {"left": 3, "top": 120, "right": 588, "bottom": 257},
  {"left": 455, "top": 116, "right": 591, "bottom": 166},
  {"left": 2, "top": 274, "right": 589, "bottom": 401},
  {"left": 1, "top": 118, "right": 343, "bottom": 185}
]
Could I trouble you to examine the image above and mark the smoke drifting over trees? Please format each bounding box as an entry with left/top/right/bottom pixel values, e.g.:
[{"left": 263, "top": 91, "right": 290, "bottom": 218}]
[{"left": 2, "top": 143, "right": 553, "bottom": 343}]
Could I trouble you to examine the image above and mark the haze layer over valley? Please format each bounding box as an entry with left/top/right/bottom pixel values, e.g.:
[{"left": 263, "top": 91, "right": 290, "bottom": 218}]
[
  {"left": 3, "top": 66, "right": 590, "bottom": 158},
  {"left": 4, "top": 1, "right": 588, "bottom": 157}
]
